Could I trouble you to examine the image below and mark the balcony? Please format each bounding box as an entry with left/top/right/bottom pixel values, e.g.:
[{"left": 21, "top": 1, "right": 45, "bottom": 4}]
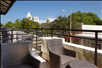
[{"left": 1, "top": 28, "right": 102, "bottom": 68}]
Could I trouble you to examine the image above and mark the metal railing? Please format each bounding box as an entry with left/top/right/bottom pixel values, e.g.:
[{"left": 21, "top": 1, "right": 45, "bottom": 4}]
[
  {"left": 0, "top": 28, "right": 102, "bottom": 66},
  {"left": 0, "top": 28, "right": 43, "bottom": 56}
]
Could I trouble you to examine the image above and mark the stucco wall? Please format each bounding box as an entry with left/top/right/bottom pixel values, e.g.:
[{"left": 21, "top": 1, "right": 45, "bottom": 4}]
[{"left": 63, "top": 42, "right": 102, "bottom": 68}]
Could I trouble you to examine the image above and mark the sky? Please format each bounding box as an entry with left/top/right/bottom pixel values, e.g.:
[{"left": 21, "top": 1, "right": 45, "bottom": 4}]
[{"left": 1, "top": 1, "right": 102, "bottom": 25}]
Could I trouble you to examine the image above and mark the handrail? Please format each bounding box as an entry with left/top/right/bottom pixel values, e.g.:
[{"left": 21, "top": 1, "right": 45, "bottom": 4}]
[
  {"left": 1, "top": 28, "right": 102, "bottom": 66},
  {"left": 1, "top": 28, "right": 102, "bottom": 32}
]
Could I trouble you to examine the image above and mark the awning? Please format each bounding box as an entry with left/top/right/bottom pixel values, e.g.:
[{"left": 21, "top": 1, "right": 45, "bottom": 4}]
[{"left": 0, "top": 0, "right": 16, "bottom": 15}]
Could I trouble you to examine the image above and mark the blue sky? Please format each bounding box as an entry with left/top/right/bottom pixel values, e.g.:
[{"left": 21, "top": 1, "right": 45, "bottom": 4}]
[{"left": 1, "top": 1, "right": 102, "bottom": 25}]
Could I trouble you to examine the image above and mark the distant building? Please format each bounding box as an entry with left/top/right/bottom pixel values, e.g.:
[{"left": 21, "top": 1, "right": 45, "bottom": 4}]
[
  {"left": 26, "top": 12, "right": 39, "bottom": 22},
  {"left": 64, "top": 23, "right": 102, "bottom": 50},
  {"left": 75, "top": 24, "right": 102, "bottom": 50},
  {"left": 26, "top": 12, "right": 56, "bottom": 26},
  {"left": 41, "top": 18, "right": 56, "bottom": 28},
  {"left": 39, "top": 20, "right": 46, "bottom": 24},
  {"left": 26, "top": 12, "right": 32, "bottom": 20},
  {"left": 45, "top": 18, "right": 56, "bottom": 24}
]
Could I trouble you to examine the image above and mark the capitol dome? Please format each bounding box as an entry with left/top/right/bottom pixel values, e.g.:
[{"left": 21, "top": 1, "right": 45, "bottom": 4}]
[{"left": 26, "top": 12, "right": 32, "bottom": 18}]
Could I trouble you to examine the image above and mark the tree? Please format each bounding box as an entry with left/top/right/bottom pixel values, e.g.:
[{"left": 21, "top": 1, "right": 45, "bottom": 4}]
[
  {"left": 20, "top": 18, "right": 40, "bottom": 29},
  {"left": 20, "top": 18, "right": 41, "bottom": 33},
  {"left": 71, "top": 11, "right": 101, "bottom": 25},
  {"left": 48, "top": 16, "right": 70, "bottom": 34},
  {"left": 0, "top": 23, "right": 3, "bottom": 27},
  {"left": 13, "top": 19, "right": 21, "bottom": 29},
  {"left": 48, "top": 11, "right": 102, "bottom": 35},
  {"left": 4, "top": 21, "right": 14, "bottom": 28}
]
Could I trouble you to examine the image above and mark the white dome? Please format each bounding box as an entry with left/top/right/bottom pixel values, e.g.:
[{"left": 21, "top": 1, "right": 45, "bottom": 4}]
[{"left": 26, "top": 12, "right": 32, "bottom": 18}]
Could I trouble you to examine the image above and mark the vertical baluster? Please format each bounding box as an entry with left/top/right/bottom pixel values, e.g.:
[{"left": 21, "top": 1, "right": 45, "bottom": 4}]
[
  {"left": 11, "top": 30, "right": 13, "bottom": 42},
  {"left": 94, "top": 32, "right": 98, "bottom": 66}
]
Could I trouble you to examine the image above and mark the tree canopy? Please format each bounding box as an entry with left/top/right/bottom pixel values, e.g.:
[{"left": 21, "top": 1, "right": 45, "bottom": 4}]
[
  {"left": 48, "top": 11, "right": 102, "bottom": 34},
  {"left": 13, "top": 19, "right": 21, "bottom": 29},
  {"left": 20, "top": 18, "right": 40, "bottom": 29},
  {"left": 49, "top": 11, "right": 102, "bottom": 29},
  {"left": 0, "top": 23, "right": 3, "bottom": 27},
  {"left": 3, "top": 11, "right": 102, "bottom": 32},
  {"left": 71, "top": 11, "right": 102, "bottom": 25},
  {"left": 48, "top": 16, "right": 70, "bottom": 34},
  {"left": 4, "top": 18, "right": 41, "bottom": 29},
  {"left": 4, "top": 21, "right": 14, "bottom": 28}
]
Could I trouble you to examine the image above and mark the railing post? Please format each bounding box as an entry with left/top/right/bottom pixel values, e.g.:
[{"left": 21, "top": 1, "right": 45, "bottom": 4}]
[
  {"left": 11, "top": 30, "right": 13, "bottom": 42},
  {"left": 42, "top": 28, "right": 43, "bottom": 37},
  {"left": 94, "top": 31, "right": 98, "bottom": 66},
  {"left": 70, "top": 29, "right": 72, "bottom": 43},
  {"left": 51, "top": 29, "right": 53, "bottom": 38},
  {"left": 36, "top": 29, "right": 37, "bottom": 49}
]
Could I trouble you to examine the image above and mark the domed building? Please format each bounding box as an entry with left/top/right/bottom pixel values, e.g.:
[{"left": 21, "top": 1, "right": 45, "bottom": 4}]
[
  {"left": 26, "top": 12, "right": 56, "bottom": 25},
  {"left": 26, "top": 12, "right": 39, "bottom": 22},
  {"left": 26, "top": 12, "right": 32, "bottom": 20}
]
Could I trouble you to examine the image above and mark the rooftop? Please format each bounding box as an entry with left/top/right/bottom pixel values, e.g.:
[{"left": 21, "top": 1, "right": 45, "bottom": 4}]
[{"left": 0, "top": 0, "right": 16, "bottom": 15}]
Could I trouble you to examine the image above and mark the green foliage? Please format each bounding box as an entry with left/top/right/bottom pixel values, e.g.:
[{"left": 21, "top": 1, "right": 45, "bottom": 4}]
[
  {"left": 0, "top": 23, "right": 3, "bottom": 27},
  {"left": 43, "top": 29, "right": 50, "bottom": 35},
  {"left": 4, "top": 21, "right": 14, "bottom": 28},
  {"left": 48, "top": 11, "right": 102, "bottom": 34},
  {"left": 95, "top": 19, "right": 102, "bottom": 25},
  {"left": 71, "top": 11, "right": 101, "bottom": 25},
  {"left": 4, "top": 17, "right": 41, "bottom": 30},
  {"left": 20, "top": 18, "right": 40, "bottom": 29},
  {"left": 48, "top": 16, "right": 70, "bottom": 34},
  {"left": 13, "top": 19, "right": 21, "bottom": 29}
]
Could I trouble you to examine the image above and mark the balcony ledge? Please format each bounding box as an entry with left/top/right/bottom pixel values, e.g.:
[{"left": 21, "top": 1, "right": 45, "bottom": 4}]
[
  {"left": 63, "top": 42, "right": 102, "bottom": 54},
  {"left": 40, "top": 37, "right": 102, "bottom": 68}
]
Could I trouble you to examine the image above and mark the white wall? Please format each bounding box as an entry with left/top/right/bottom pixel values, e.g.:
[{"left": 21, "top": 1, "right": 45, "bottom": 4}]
[
  {"left": 82, "top": 25, "right": 102, "bottom": 35},
  {"left": 82, "top": 25, "right": 102, "bottom": 30},
  {"left": 33, "top": 17, "right": 39, "bottom": 22}
]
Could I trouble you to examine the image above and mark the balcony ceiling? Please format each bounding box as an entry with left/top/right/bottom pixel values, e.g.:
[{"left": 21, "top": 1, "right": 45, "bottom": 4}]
[{"left": 0, "top": 0, "right": 16, "bottom": 15}]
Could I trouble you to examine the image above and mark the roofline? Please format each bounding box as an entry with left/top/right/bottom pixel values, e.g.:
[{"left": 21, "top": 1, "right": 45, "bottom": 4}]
[{"left": 3, "top": 0, "right": 16, "bottom": 15}]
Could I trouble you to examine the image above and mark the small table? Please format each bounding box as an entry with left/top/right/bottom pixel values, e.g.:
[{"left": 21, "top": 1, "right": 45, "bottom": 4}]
[{"left": 68, "top": 60, "right": 97, "bottom": 68}]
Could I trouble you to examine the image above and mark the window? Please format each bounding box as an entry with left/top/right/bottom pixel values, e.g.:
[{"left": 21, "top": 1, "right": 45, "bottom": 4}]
[
  {"left": 83, "top": 39, "right": 89, "bottom": 46},
  {"left": 73, "top": 40, "right": 80, "bottom": 45},
  {"left": 90, "top": 42, "right": 102, "bottom": 50},
  {"left": 90, "top": 43, "right": 95, "bottom": 48},
  {"left": 84, "top": 40, "right": 102, "bottom": 50},
  {"left": 97, "top": 44, "right": 101, "bottom": 49}
]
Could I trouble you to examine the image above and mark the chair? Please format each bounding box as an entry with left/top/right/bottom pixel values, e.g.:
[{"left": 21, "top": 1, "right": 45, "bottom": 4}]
[
  {"left": 1, "top": 42, "right": 40, "bottom": 68},
  {"left": 47, "top": 39, "right": 76, "bottom": 68},
  {"left": 1, "top": 28, "right": 11, "bottom": 43}
]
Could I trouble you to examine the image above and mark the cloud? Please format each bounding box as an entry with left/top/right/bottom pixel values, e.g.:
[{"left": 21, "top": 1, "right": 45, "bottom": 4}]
[
  {"left": 49, "top": 16, "right": 53, "bottom": 18},
  {"left": 50, "top": 12, "right": 56, "bottom": 14},
  {"left": 52, "top": 12, "right": 56, "bottom": 14}
]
